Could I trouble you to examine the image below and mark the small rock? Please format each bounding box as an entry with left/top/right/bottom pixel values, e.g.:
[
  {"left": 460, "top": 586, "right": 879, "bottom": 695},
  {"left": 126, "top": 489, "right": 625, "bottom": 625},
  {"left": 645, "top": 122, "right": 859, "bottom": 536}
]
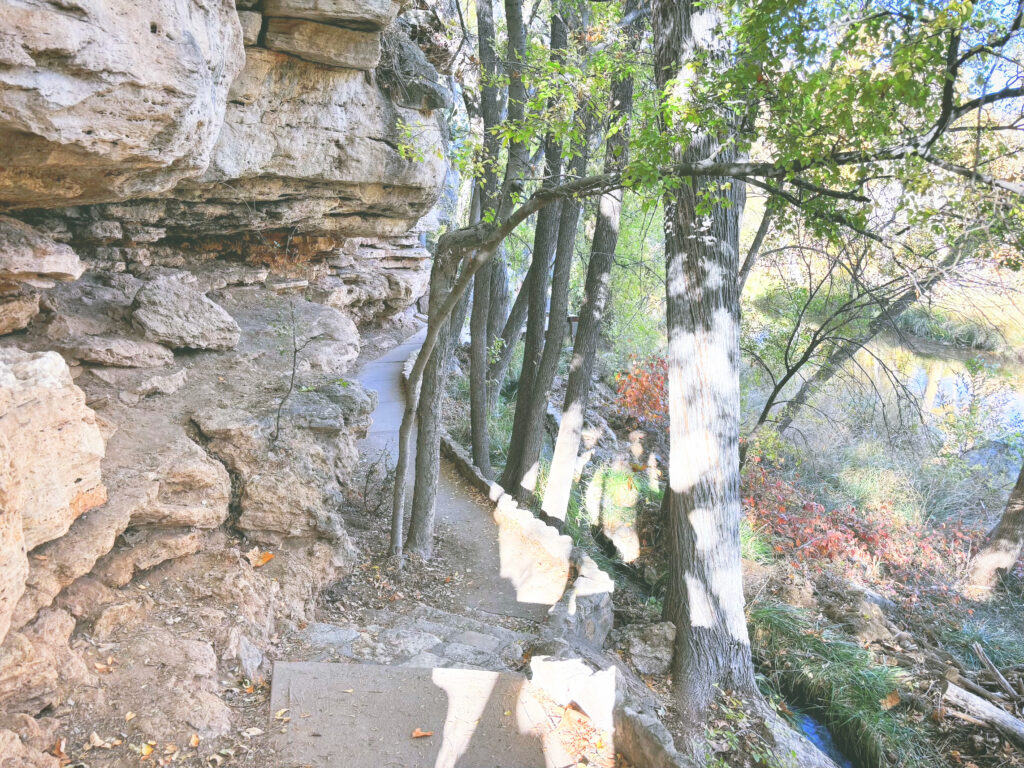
[
  {"left": 612, "top": 622, "right": 676, "bottom": 676},
  {"left": 448, "top": 630, "right": 501, "bottom": 653},
  {"left": 236, "top": 634, "right": 264, "bottom": 680},
  {"left": 92, "top": 601, "right": 146, "bottom": 640},
  {"left": 0, "top": 290, "right": 40, "bottom": 335},
  {"left": 0, "top": 217, "right": 83, "bottom": 286},
  {"left": 133, "top": 367, "right": 187, "bottom": 396}
]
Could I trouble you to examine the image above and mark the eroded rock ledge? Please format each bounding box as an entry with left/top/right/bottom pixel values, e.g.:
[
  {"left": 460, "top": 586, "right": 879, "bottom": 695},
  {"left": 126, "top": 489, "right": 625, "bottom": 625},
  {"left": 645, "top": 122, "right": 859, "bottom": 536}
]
[{"left": 0, "top": 0, "right": 449, "bottom": 760}]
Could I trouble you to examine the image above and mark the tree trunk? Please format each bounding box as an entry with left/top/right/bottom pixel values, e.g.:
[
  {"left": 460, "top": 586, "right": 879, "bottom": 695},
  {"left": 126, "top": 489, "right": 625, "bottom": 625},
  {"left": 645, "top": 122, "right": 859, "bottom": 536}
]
[
  {"left": 470, "top": 262, "right": 495, "bottom": 476},
  {"left": 499, "top": 14, "right": 567, "bottom": 491},
  {"left": 488, "top": 254, "right": 510, "bottom": 349},
  {"left": 466, "top": 0, "right": 506, "bottom": 478},
  {"left": 541, "top": 50, "right": 635, "bottom": 521},
  {"left": 403, "top": 250, "right": 460, "bottom": 558},
  {"left": 970, "top": 461, "right": 1024, "bottom": 590},
  {"left": 446, "top": 185, "right": 481, "bottom": 352},
  {"left": 512, "top": 115, "right": 587, "bottom": 497},
  {"left": 653, "top": 0, "right": 757, "bottom": 718}
]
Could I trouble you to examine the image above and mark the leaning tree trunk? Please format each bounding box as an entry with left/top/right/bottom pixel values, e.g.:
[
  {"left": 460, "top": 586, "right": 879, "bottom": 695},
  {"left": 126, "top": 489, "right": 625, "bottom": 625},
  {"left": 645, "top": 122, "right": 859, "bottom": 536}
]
[
  {"left": 653, "top": 0, "right": 757, "bottom": 720},
  {"left": 541, "top": 45, "right": 635, "bottom": 521},
  {"left": 970, "top": 461, "right": 1024, "bottom": 590}
]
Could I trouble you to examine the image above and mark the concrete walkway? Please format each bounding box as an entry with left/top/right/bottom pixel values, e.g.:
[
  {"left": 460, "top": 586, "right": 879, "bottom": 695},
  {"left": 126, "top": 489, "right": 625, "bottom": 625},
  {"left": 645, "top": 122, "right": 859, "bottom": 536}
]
[
  {"left": 267, "top": 331, "right": 615, "bottom": 768},
  {"left": 354, "top": 329, "right": 558, "bottom": 623}
]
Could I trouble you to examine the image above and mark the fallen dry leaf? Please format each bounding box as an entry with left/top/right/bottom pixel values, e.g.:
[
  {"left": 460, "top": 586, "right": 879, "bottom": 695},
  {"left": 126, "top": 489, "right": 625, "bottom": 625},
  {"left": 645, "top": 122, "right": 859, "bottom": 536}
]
[
  {"left": 140, "top": 743, "right": 155, "bottom": 760},
  {"left": 51, "top": 737, "right": 69, "bottom": 766},
  {"left": 189, "top": 734, "right": 200, "bottom": 749},
  {"left": 411, "top": 728, "right": 434, "bottom": 738},
  {"left": 245, "top": 547, "right": 274, "bottom": 568},
  {"left": 126, "top": 711, "right": 137, "bottom": 722},
  {"left": 879, "top": 690, "right": 901, "bottom": 711},
  {"left": 242, "top": 727, "right": 263, "bottom": 738}
]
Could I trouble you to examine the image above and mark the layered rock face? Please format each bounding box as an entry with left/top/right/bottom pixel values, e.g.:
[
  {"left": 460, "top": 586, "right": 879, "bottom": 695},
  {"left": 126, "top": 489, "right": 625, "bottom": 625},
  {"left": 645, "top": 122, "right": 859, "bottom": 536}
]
[{"left": 0, "top": 0, "right": 448, "bottom": 756}]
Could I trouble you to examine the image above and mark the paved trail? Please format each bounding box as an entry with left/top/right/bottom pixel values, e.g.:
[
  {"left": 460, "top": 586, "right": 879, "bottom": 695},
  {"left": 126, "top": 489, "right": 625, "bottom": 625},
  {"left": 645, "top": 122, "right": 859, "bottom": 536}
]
[
  {"left": 267, "top": 330, "right": 609, "bottom": 768},
  {"left": 354, "top": 328, "right": 556, "bottom": 622}
]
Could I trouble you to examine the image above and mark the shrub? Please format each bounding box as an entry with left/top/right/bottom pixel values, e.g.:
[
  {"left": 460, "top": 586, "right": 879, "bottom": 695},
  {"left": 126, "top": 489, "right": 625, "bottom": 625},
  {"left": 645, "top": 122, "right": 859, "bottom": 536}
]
[{"left": 614, "top": 355, "right": 668, "bottom": 425}]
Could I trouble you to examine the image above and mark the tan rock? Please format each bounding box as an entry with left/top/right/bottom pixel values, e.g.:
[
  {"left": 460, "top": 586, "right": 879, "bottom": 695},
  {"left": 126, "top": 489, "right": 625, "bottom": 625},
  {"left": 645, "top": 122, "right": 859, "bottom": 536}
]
[
  {"left": 0, "top": 349, "right": 106, "bottom": 551},
  {"left": 265, "top": 18, "right": 381, "bottom": 70},
  {"left": 132, "top": 275, "right": 240, "bottom": 351},
  {"left": 0, "top": 430, "right": 28, "bottom": 646},
  {"left": 91, "top": 600, "right": 148, "bottom": 639},
  {"left": 0, "top": 0, "right": 244, "bottom": 209},
  {"left": 9, "top": 495, "right": 136, "bottom": 632},
  {"left": 263, "top": 0, "right": 398, "bottom": 30},
  {"left": 57, "top": 336, "right": 174, "bottom": 367},
  {"left": 0, "top": 217, "right": 83, "bottom": 284},
  {"left": 168, "top": 47, "right": 447, "bottom": 239},
  {"left": 0, "top": 609, "right": 93, "bottom": 716},
  {"left": 238, "top": 10, "right": 263, "bottom": 45},
  {"left": 0, "top": 729, "right": 60, "bottom": 768},
  {"left": 127, "top": 435, "right": 231, "bottom": 529},
  {"left": 93, "top": 528, "right": 202, "bottom": 588},
  {"left": 0, "top": 290, "right": 40, "bottom": 335}
]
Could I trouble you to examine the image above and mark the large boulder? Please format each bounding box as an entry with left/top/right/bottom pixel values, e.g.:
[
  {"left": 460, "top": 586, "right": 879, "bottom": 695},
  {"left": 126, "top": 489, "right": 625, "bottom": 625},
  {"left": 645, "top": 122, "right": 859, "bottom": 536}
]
[
  {"left": 0, "top": 0, "right": 245, "bottom": 210},
  {"left": 166, "top": 46, "right": 448, "bottom": 238},
  {"left": 0, "top": 217, "right": 83, "bottom": 290},
  {"left": 265, "top": 19, "right": 382, "bottom": 70},
  {"left": 262, "top": 0, "right": 399, "bottom": 29},
  {"left": 0, "top": 349, "right": 106, "bottom": 552},
  {"left": 132, "top": 275, "right": 241, "bottom": 350}
]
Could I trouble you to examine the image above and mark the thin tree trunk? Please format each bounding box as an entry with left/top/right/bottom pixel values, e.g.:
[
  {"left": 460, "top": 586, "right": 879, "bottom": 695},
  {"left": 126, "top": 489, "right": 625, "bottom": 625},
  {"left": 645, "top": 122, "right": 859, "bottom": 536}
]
[
  {"left": 488, "top": 253, "right": 510, "bottom": 351},
  {"left": 970, "top": 462, "right": 1024, "bottom": 589},
  {"left": 447, "top": 185, "right": 481, "bottom": 351},
  {"left": 541, "top": 43, "right": 635, "bottom": 521},
  {"left": 512, "top": 111, "right": 588, "bottom": 497},
  {"left": 654, "top": 0, "right": 756, "bottom": 719},
  {"left": 738, "top": 206, "right": 772, "bottom": 295},
  {"left": 470, "top": 263, "right": 495, "bottom": 476},
  {"left": 403, "top": 250, "right": 460, "bottom": 558},
  {"left": 488, "top": 272, "right": 529, "bottom": 409},
  {"left": 499, "top": 14, "right": 567, "bottom": 490},
  {"left": 467, "top": 0, "right": 505, "bottom": 477}
]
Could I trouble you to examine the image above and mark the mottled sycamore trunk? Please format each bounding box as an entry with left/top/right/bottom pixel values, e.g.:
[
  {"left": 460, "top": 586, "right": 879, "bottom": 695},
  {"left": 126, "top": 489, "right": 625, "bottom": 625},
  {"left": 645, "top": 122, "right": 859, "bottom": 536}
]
[
  {"left": 970, "top": 462, "right": 1024, "bottom": 589},
  {"left": 653, "top": 0, "right": 756, "bottom": 717}
]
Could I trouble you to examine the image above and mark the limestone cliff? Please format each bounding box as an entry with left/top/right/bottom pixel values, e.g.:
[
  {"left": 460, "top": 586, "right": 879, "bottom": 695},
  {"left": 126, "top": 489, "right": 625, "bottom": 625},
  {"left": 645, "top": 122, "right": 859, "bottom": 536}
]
[{"left": 0, "top": 0, "right": 449, "bottom": 757}]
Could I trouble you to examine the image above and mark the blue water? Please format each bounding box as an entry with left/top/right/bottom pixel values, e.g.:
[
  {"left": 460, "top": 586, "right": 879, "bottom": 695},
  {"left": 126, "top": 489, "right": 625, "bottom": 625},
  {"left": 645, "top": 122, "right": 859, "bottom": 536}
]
[{"left": 793, "top": 712, "right": 855, "bottom": 768}]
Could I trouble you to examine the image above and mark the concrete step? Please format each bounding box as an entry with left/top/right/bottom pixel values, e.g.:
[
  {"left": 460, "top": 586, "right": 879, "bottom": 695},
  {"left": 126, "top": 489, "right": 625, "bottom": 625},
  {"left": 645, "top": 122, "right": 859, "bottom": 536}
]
[{"left": 269, "top": 661, "right": 614, "bottom": 767}]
